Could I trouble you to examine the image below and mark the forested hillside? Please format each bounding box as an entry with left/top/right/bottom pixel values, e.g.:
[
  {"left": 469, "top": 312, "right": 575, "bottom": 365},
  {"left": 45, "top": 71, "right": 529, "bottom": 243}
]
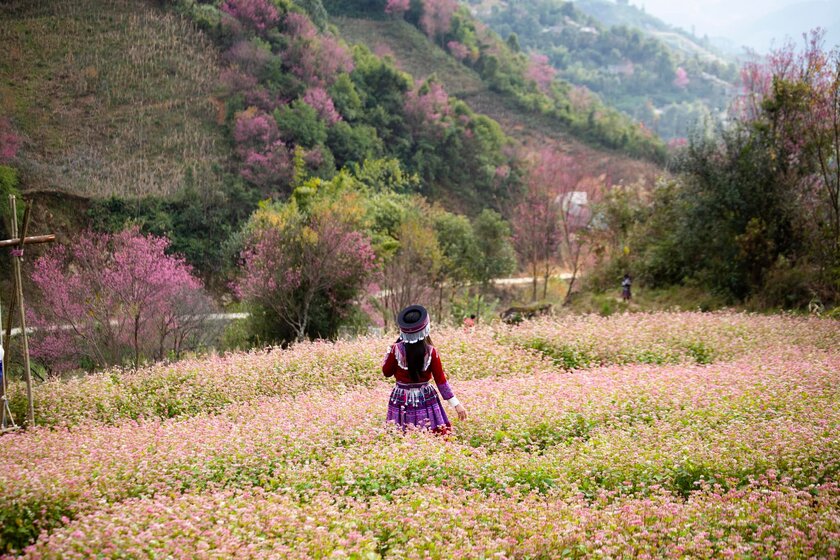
[
  {"left": 0, "top": 0, "right": 664, "bottom": 282},
  {"left": 471, "top": 0, "right": 739, "bottom": 139}
]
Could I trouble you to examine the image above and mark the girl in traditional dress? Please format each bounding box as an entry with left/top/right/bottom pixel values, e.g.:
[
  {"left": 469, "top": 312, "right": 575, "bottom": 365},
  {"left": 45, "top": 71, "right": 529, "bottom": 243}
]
[{"left": 382, "top": 305, "right": 468, "bottom": 433}]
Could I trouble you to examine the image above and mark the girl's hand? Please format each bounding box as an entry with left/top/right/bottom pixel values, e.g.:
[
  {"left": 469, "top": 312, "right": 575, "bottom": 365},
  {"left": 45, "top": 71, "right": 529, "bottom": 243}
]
[{"left": 455, "top": 403, "right": 468, "bottom": 421}]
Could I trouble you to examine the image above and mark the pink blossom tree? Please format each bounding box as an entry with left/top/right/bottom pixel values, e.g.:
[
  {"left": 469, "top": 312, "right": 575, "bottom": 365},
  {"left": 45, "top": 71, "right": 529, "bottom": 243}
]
[
  {"left": 511, "top": 150, "right": 566, "bottom": 301},
  {"left": 224, "top": 40, "right": 273, "bottom": 77},
  {"left": 526, "top": 53, "right": 557, "bottom": 93},
  {"left": 673, "top": 66, "right": 689, "bottom": 88},
  {"left": 446, "top": 40, "right": 470, "bottom": 62},
  {"left": 514, "top": 149, "right": 599, "bottom": 302},
  {"left": 737, "top": 30, "right": 840, "bottom": 269},
  {"left": 385, "top": 0, "right": 410, "bottom": 17},
  {"left": 404, "top": 80, "right": 451, "bottom": 128},
  {"left": 220, "top": 68, "right": 274, "bottom": 111},
  {"left": 302, "top": 87, "right": 342, "bottom": 124},
  {"left": 420, "top": 0, "right": 457, "bottom": 43},
  {"left": 29, "top": 228, "right": 213, "bottom": 373},
  {"left": 233, "top": 108, "right": 292, "bottom": 190},
  {"left": 220, "top": 0, "right": 280, "bottom": 35},
  {"left": 236, "top": 201, "right": 376, "bottom": 341},
  {"left": 283, "top": 13, "right": 354, "bottom": 88}
]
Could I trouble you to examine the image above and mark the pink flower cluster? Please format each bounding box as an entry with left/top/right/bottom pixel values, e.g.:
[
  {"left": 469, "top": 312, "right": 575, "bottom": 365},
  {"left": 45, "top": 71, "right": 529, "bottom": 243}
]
[
  {"left": 302, "top": 87, "right": 342, "bottom": 125},
  {"left": 404, "top": 81, "right": 452, "bottom": 127},
  {"left": 526, "top": 53, "right": 557, "bottom": 93},
  {"left": 232, "top": 108, "right": 292, "bottom": 189},
  {"left": 220, "top": 0, "right": 280, "bottom": 34},
  {"left": 283, "top": 13, "right": 354, "bottom": 88},
  {"left": 1, "top": 313, "right": 838, "bottom": 555}
]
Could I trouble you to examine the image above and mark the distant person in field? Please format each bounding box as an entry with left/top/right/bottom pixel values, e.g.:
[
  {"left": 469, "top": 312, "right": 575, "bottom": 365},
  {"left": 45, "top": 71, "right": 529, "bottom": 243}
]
[
  {"left": 621, "top": 273, "right": 632, "bottom": 302},
  {"left": 463, "top": 314, "right": 476, "bottom": 331},
  {"left": 382, "top": 305, "right": 468, "bottom": 434}
]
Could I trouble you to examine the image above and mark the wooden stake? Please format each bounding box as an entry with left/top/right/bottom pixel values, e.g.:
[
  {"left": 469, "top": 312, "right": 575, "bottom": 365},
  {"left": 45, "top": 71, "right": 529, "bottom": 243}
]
[{"left": 9, "top": 196, "right": 34, "bottom": 426}]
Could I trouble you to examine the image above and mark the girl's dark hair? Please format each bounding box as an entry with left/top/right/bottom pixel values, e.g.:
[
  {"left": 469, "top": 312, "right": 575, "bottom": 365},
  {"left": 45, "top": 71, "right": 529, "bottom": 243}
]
[{"left": 404, "top": 335, "right": 433, "bottom": 382}]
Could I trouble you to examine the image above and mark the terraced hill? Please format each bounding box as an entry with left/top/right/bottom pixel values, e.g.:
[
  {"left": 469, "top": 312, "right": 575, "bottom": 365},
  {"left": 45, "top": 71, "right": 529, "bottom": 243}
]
[
  {"left": 335, "top": 16, "right": 662, "bottom": 184},
  {"left": 0, "top": 0, "right": 228, "bottom": 198}
]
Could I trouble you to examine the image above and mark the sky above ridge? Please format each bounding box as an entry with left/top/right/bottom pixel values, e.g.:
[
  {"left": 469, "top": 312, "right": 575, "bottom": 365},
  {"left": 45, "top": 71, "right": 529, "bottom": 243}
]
[{"left": 630, "top": 0, "right": 839, "bottom": 51}]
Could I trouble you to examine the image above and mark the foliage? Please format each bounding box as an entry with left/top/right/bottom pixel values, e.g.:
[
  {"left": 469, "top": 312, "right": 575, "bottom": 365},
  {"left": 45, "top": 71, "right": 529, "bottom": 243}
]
[
  {"left": 221, "top": 0, "right": 280, "bottom": 35},
  {"left": 87, "top": 175, "right": 259, "bottom": 286},
  {"left": 29, "top": 227, "right": 214, "bottom": 374},
  {"left": 605, "top": 32, "right": 840, "bottom": 306},
  {"left": 471, "top": 209, "right": 517, "bottom": 286},
  {"left": 235, "top": 190, "right": 376, "bottom": 342},
  {"left": 0, "top": 165, "right": 23, "bottom": 233}
]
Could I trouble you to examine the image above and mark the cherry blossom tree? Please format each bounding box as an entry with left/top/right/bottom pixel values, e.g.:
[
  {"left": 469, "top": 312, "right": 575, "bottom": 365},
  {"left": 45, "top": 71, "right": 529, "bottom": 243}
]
[
  {"left": 29, "top": 228, "right": 212, "bottom": 373},
  {"left": 236, "top": 200, "right": 376, "bottom": 342},
  {"left": 511, "top": 179, "right": 562, "bottom": 302},
  {"left": 673, "top": 67, "right": 689, "bottom": 89},
  {"left": 526, "top": 53, "right": 556, "bottom": 93},
  {"left": 419, "top": 0, "right": 457, "bottom": 43},
  {"left": 220, "top": 0, "right": 280, "bottom": 35},
  {"left": 385, "top": 0, "right": 410, "bottom": 17},
  {"left": 302, "top": 87, "right": 342, "bottom": 124},
  {"left": 446, "top": 41, "right": 470, "bottom": 62},
  {"left": 283, "top": 13, "right": 354, "bottom": 88},
  {"left": 404, "top": 80, "right": 451, "bottom": 128},
  {"left": 233, "top": 108, "right": 292, "bottom": 191},
  {"left": 513, "top": 149, "right": 599, "bottom": 302}
]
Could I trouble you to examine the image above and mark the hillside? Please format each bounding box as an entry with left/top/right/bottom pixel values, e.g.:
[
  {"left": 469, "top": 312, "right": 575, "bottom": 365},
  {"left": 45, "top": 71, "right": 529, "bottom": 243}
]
[
  {"left": 0, "top": 0, "right": 670, "bottom": 288},
  {"left": 0, "top": 0, "right": 228, "bottom": 198},
  {"left": 572, "top": 0, "right": 725, "bottom": 57},
  {"left": 472, "top": 0, "right": 738, "bottom": 139},
  {"left": 335, "top": 16, "right": 661, "bottom": 184}
]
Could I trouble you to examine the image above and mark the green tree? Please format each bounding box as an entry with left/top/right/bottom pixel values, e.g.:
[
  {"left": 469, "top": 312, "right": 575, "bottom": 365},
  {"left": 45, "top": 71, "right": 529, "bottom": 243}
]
[{"left": 471, "top": 208, "right": 516, "bottom": 286}]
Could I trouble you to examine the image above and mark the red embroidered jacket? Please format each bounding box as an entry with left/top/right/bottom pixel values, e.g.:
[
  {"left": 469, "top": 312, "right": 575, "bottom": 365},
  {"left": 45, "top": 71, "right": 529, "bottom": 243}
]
[{"left": 381, "top": 342, "right": 455, "bottom": 401}]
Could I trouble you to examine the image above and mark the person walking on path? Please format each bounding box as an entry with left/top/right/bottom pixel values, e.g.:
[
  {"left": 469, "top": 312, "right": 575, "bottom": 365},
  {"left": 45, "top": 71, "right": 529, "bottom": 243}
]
[
  {"left": 382, "top": 305, "right": 468, "bottom": 434},
  {"left": 621, "top": 273, "right": 632, "bottom": 302}
]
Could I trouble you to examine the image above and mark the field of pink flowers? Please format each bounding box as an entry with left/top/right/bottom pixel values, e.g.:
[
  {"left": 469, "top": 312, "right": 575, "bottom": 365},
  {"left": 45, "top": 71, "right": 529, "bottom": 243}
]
[{"left": 1, "top": 312, "right": 838, "bottom": 557}]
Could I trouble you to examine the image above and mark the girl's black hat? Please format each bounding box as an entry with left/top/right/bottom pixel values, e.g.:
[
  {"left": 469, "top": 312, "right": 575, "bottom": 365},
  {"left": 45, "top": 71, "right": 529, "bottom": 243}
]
[{"left": 397, "top": 304, "right": 430, "bottom": 344}]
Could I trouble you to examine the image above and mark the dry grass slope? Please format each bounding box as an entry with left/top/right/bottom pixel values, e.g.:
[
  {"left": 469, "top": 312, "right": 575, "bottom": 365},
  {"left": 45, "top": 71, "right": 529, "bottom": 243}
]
[{"left": 0, "top": 0, "right": 228, "bottom": 198}]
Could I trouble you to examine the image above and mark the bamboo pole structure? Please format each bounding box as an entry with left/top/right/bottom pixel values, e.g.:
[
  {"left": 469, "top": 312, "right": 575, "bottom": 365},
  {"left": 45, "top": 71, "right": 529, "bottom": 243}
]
[
  {"left": 9, "top": 196, "right": 35, "bottom": 426},
  {"left": 0, "top": 291, "right": 13, "bottom": 432},
  {"left": 0, "top": 234, "right": 55, "bottom": 249}
]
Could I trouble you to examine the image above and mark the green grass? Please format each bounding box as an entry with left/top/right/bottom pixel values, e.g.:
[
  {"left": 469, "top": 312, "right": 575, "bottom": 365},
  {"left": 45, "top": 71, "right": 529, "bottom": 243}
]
[
  {"left": 566, "top": 285, "right": 729, "bottom": 316},
  {"left": 0, "top": 0, "right": 228, "bottom": 198},
  {"left": 335, "top": 17, "right": 485, "bottom": 95}
]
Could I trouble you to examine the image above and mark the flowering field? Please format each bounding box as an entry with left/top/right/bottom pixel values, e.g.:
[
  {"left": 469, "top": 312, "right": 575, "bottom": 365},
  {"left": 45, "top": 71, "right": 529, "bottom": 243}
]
[{"left": 1, "top": 312, "right": 839, "bottom": 557}]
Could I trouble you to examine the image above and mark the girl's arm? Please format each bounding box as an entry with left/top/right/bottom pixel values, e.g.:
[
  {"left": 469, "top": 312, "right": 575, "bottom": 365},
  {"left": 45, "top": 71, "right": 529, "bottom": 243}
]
[
  {"left": 382, "top": 345, "right": 397, "bottom": 377},
  {"left": 430, "top": 348, "right": 468, "bottom": 420}
]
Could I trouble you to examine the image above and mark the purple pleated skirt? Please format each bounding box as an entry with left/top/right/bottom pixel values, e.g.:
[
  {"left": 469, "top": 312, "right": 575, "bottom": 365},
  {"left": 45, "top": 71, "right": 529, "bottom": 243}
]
[{"left": 386, "top": 381, "right": 451, "bottom": 434}]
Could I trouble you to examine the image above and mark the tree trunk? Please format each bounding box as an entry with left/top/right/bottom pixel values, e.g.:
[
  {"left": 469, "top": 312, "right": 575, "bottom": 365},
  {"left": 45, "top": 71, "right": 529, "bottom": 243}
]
[
  {"left": 133, "top": 315, "right": 141, "bottom": 370},
  {"left": 531, "top": 261, "right": 538, "bottom": 302}
]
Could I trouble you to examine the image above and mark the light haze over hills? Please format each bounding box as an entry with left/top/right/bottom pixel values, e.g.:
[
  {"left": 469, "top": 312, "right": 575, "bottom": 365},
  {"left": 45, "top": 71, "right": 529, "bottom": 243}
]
[{"left": 622, "top": 0, "right": 839, "bottom": 53}]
